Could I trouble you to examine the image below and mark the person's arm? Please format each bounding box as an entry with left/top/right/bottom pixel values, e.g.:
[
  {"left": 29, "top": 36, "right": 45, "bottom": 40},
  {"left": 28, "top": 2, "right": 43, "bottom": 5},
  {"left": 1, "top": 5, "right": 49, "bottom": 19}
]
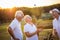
[
  {"left": 25, "top": 31, "right": 37, "bottom": 37},
  {"left": 37, "top": 28, "right": 43, "bottom": 36},
  {"left": 37, "top": 31, "right": 39, "bottom": 36},
  {"left": 52, "top": 20, "right": 57, "bottom": 36},
  {"left": 8, "top": 27, "right": 19, "bottom": 40},
  {"left": 25, "top": 28, "right": 42, "bottom": 37},
  {"left": 53, "top": 29, "right": 57, "bottom": 36}
]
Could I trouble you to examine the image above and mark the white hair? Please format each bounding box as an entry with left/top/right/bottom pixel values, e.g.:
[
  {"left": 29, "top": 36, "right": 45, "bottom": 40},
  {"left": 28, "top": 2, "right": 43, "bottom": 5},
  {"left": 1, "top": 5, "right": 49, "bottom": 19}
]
[
  {"left": 52, "top": 8, "right": 60, "bottom": 13},
  {"left": 15, "top": 10, "right": 23, "bottom": 17},
  {"left": 49, "top": 8, "right": 60, "bottom": 14},
  {"left": 24, "top": 15, "right": 32, "bottom": 20}
]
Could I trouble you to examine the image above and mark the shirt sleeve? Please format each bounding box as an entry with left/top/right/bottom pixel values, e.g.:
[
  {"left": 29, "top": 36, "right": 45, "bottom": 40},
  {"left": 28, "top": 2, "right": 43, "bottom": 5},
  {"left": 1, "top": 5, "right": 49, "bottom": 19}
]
[
  {"left": 59, "top": 16, "right": 60, "bottom": 21},
  {"left": 9, "top": 21, "right": 16, "bottom": 30},
  {"left": 53, "top": 20, "right": 56, "bottom": 29},
  {"left": 24, "top": 25, "right": 29, "bottom": 32}
]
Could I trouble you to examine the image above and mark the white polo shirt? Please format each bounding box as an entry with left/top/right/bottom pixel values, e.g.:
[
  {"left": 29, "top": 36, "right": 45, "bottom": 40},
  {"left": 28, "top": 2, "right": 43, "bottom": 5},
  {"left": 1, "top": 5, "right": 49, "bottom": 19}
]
[
  {"left": 24, "top": 23, "right": 38, "bottom": 40},
  {"left": 9, "top": 18, "right": 23, "bottom": 40},
  {"left": 53, "top": 16, "right": 60, "bottom": 38}
]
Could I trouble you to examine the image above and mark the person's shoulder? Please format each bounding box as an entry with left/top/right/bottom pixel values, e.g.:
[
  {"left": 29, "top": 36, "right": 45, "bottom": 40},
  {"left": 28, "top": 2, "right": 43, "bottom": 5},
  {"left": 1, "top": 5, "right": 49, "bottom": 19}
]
[
  {"left": 10, "top": 18, "right": 17, "bottom": 24},
  {"left": 59, "top": 16, "right": 60, "bottom": 20},
  {"left": 24, "top": 23, "right": 28, "bottom": 27},
  {"left": 53, "top": 19, "right": 56, "bottom": 22},
  {"left": 11, "top": 19, "right": 15, "bottom": 23},
  {"left": 24, "top": 23, "right": 30, "bottom": 28},
  {"left": 53, "top": 19, "right": 57, "bottom": 24}
]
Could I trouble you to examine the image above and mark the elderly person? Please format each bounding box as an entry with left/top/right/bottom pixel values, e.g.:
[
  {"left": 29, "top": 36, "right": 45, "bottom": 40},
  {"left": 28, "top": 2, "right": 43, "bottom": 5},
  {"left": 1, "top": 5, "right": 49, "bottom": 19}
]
[
  {"left": 49, "top": 8, "right": 60, "bottom": 40},
  {"left": 8, "top": 10, "right": 24, "bottom": 40},
  {"left": 24, "top": 15, "right": 41, "bottom": 40}
]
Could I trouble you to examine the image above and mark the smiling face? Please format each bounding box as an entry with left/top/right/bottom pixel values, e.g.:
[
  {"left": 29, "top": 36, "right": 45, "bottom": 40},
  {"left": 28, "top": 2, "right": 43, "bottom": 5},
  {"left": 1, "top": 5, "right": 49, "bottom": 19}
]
[
  {"left": 24, "top": 15, "right": 32, "bottom": 23},
  {"left": 26, "top": 17, "right": 32, "bottom": 22},
  {"left": 51, "top": 11, "right": 59, "bottom": 18},
  {"left": 15, "top": 10, "right": 24, "bottom": 21},
  {"left": 17, "top": 15, "right": 24, "bottom": 21}
]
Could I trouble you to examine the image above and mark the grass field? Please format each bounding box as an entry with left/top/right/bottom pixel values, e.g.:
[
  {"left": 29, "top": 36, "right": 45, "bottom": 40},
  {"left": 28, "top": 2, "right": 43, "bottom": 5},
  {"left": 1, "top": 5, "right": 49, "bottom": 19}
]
[
  {"left": 0, "top": 23, "right": 10, "bottom": 40},
  {"left": 0, "top": 23, "right": 53, "bottom": 40}
]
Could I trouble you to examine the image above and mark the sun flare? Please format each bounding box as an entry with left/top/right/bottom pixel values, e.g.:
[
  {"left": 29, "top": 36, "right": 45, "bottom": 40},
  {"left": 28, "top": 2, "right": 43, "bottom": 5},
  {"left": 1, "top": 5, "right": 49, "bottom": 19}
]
[{"left": 0, "top": 0, "right": 60, "bottom": 8}]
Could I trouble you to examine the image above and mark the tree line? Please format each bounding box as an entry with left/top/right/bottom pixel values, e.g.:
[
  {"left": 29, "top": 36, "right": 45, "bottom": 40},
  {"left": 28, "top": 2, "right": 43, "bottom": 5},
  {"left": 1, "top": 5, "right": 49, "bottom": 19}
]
[{"left": 0, "top": 4, "right": 60, "bottom": 24}]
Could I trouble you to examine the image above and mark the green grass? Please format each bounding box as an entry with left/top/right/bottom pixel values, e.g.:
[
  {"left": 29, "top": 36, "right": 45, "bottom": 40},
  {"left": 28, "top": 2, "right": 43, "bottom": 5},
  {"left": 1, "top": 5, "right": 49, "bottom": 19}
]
[
  {"left": 0, "top": 23, "right": 10, "bottom": 40},
  {"left": 0, "top": 23, "right": 53, "bottom": 40}
]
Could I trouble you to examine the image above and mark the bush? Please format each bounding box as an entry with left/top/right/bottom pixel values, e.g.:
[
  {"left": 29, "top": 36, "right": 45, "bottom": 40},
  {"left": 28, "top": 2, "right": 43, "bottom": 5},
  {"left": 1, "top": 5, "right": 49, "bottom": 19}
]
[{"left": 37, "top": 19, "right": 53, "bottom": 29}]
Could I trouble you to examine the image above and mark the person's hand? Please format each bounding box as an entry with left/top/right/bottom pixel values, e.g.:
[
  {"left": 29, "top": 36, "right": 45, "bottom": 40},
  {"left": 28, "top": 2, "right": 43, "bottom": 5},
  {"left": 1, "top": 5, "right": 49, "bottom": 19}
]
[
  {"left": 52, "top": 32, "right": 55, "bottom": 36},
  {"left": 52, "top": 33, "right": 57, "bottom": 38},
  {"left": 37, "top": 28, "right": 43, "bottom": 32},
  {"left": 52, "top": 31, "right": 57, "bottom": 37},
  {"left": 14, "top": 38, "right": 20, "bottom": 40}
]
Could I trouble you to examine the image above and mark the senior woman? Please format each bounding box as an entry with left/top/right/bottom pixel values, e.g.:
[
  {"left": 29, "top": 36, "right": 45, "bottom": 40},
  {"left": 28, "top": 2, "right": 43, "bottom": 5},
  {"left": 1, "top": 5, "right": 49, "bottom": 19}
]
[{"left": 24, "top": 15, "right": 41, "bottom": 40}]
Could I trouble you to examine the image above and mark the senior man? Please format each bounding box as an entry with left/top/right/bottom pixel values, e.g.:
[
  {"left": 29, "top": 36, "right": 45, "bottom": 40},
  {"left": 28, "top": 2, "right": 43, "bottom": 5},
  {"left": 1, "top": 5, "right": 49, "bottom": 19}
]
[
  {"left": 49, "top": 8, "right": 60, "bottom": 40},
  {"left": 8, "top": 10, "right": 24, "bottom": 40}
]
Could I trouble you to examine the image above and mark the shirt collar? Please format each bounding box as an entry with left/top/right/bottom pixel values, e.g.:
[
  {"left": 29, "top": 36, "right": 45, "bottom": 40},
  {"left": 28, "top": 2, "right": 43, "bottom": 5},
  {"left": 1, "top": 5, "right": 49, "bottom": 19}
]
[{"left": 14, "top": 18, "right": 21, "bottom": 23}]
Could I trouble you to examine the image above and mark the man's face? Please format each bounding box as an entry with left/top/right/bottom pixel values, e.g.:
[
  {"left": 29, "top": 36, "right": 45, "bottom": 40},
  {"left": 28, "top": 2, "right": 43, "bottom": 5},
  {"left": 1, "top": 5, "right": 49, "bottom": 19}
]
[
  {"left": 17, "top": 14, "right": 24, "bottom": 21},
  {"left": 51, "top": 11, "right": 59, "bottom": 18}
]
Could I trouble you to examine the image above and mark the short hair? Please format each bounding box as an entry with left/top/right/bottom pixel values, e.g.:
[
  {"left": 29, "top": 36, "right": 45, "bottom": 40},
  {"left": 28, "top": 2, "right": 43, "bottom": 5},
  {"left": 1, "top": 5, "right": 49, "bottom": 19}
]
[
  {"left": 24, "top": 15, "right": 32, "bottom": 20},
  {"left": 49, "top": 8, "right": 60, "bottom": 14},
  {"left": 15, "top": 10, "right": 24, "bottom": 17}
]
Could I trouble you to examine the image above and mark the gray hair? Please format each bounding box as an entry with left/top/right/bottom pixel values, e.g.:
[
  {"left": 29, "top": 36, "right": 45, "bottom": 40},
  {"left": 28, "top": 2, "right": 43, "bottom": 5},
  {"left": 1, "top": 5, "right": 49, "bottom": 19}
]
[
  {"left": 15, "top": 10, "right": 24, "bottom": 17},
  {"left": 49, "top": 8, "right": 60, "bottom": 14},
  {"left": 24, "top": 15, "right": 32, "bottom": 20}
]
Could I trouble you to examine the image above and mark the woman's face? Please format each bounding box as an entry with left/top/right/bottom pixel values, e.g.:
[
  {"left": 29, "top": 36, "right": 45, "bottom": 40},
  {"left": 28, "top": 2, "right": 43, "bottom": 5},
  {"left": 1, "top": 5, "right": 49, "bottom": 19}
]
[{"left": 26, "top": 17, "right": 32, "bottom": 22}]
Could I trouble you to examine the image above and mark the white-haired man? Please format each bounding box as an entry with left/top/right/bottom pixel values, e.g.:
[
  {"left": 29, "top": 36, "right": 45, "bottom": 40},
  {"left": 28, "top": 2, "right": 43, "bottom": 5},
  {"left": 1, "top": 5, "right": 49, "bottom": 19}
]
[
  {"left": 8, "top": 10, "right": 24, "bottom": 40},
  {"left": 49, "top": 8, "right": 60, "bottom": 40}
]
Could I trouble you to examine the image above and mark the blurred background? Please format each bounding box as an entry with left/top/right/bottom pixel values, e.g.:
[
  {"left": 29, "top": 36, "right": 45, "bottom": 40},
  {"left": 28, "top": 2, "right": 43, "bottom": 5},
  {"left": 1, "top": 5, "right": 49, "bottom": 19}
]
[{"left": 0, "top": 0, "right": 60, "bottom": 40}]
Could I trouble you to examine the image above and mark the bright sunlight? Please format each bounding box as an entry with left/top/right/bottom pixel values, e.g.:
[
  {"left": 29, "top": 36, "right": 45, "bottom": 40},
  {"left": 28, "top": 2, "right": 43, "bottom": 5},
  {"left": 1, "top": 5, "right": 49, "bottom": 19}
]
[{"left": 0, "top": 0, "right": 60, "bottom": 8}]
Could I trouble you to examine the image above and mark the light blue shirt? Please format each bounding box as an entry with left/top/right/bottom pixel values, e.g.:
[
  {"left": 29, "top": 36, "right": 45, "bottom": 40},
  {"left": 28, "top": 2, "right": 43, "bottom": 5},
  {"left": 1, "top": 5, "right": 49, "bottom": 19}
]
[
  {"left": 9, "top": 18, "right": 23, "bottom": 40},
  {"left": 24, "top": 23, "right": 38, "bottom": 40},
  {"left": 53, "top": 16, "right": 60, "bottom": 38}
]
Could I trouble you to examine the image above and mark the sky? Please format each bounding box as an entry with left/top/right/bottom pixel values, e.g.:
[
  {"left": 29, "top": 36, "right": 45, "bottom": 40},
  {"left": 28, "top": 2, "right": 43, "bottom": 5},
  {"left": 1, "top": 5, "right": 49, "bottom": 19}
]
[{"left": 0, "top": 0, "right": 60, "bottom": 8}]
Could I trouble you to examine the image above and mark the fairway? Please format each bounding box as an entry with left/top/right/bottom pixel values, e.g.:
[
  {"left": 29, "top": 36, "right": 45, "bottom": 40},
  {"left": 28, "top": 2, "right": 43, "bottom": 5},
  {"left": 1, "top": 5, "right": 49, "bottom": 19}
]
[{"left": 0, "top": 23, "right": 53, "bottom": 40}]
